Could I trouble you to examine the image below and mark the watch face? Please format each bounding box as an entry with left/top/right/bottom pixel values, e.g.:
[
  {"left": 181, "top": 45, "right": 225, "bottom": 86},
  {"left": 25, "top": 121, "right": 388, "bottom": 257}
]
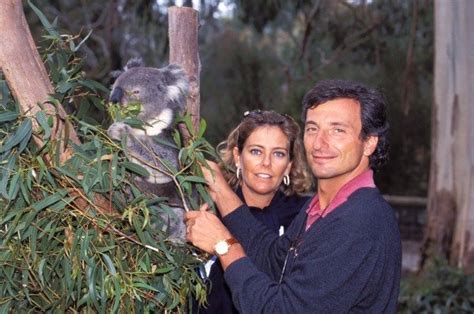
[{"left": 215, "top": 240, "right": 229, "bottom": 255}]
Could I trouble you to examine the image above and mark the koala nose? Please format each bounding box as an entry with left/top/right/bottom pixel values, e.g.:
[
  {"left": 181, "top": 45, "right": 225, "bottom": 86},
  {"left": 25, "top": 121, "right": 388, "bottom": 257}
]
[{"left": 110, "top": 86, "right": 124, "bottom": 104}]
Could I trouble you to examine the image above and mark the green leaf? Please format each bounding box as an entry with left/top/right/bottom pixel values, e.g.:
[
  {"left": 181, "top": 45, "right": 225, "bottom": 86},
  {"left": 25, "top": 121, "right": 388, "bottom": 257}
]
[
  {"left": 0, "top": 110, "right": 19, "bottom": 123},
  {"left": 0, "top": 155, "right": 16, "bottom": 199},
  {"left": 86, "top": 264, "right": 100, "bottom": 310},
  {"left": 38, "top": 258, "right": 47, "bottom": 287},
  {"left": 198, "top": 118, "right": 207, "bottom": 138},
  {"left": 28, "top": 0, "right": 59, "bottom": 38},
  {"left": 0, "top": 119, "right": 32, "bottom": 153},
  {"left": 101, "top": 253, "right": 117, "bottom": 276},
  {"left": 123, "top": 162, "right": 150, "bottom": 177},
  {"left": 36, "top": 111, "right": 52, "bottom": 139},
  {"left": 196, "top": 183, "right": 215, "bottom": 211},
  {"left": 172, "top": 129, "right": 181, "bottom": 148},
  {"left": 57, "top": 81, "right": 73, "bottom": 94},
  {"left": 7, "top": 171, "right": 20, "bottom": 200},
  {"left": 31, "top": 189, "right": 68, "bottom": 211},
  {"left": 78, "top": 79, "right": 109, "bottom": 93},
  {"left": 132, "top": 281, "right": 160, "bottom": 292},
  {"left": 19, "top": 178, "right": 31, "bottom": 204},
  {"left": 181, "top": 175, "right": 207, "bottom": 184}
]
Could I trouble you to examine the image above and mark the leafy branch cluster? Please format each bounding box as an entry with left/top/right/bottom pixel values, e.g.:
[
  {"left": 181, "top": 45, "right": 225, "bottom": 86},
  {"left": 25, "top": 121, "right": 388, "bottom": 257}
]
[
  {"left": 398, "top": 259, "right": 474, "bottom": 313},
  {"left": 0, "top": 4, "right": 216, "bottom": 312}
]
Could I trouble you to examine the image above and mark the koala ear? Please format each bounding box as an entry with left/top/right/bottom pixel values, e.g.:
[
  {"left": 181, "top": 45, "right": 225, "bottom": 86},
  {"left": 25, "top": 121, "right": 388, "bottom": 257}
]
[
  {"left": 162, "top": 65, "right": 189, "bottom": 111},
  {"left": 110, "top": 70, "right": 123, "bottom": 79},
  {"left": 124, "top": 58, "right": 144, "bottom": 71},
  {"left": 160, "top": 64, "right": 190, "bottom": 106}
]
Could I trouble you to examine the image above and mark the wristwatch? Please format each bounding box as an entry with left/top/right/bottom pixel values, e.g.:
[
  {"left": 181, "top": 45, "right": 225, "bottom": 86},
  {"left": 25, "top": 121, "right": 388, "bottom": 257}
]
[{"left": 214, "top": 238, "right": 239, "bottom": 256}]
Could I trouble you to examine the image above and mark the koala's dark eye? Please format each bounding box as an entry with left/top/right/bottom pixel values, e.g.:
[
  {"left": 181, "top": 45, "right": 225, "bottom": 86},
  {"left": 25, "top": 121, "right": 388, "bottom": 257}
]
[{"left": 132, "top": 90, "right": 140, "bottom": 94}]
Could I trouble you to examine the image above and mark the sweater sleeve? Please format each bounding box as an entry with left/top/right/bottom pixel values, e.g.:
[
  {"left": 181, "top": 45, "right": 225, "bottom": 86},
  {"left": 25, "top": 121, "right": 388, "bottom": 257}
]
[
  {"left": 222, "top": 205, "right": 305, "bottom": 276},
  {"left": 223, "top": 213, "right": 391, "bottom": 313}
]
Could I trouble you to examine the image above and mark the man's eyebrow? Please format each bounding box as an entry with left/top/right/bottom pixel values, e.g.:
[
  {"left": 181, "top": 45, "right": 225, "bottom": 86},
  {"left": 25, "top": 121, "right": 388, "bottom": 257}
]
[
  {"left": 329, "top": 121, "right": 351, "bottom": 127},
  {"left": 304, "top": 120, "right": 317, "bottom": 126}
]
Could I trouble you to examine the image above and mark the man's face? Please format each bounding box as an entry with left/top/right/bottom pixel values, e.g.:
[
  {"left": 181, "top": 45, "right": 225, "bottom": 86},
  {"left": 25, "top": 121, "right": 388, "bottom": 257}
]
[{"left": 303, "top": 98, "right": 377, "bottom": 187}]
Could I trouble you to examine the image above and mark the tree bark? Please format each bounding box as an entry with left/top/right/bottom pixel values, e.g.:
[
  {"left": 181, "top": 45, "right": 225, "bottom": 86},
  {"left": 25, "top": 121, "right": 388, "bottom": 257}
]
[
  {"left": 168, "top": 6, "right": 201, "bottom": 133},
  {"left": 421, "top": 0, "right": 474, "bottom": 274},
  {"left": 0, "top": 0, "right": 80, "bottom": 164}
]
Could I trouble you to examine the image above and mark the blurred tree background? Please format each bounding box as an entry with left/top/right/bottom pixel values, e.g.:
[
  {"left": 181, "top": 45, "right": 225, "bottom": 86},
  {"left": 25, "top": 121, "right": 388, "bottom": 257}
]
[{"left": 23, "top": 0, "right": 433, "bottom": 197}]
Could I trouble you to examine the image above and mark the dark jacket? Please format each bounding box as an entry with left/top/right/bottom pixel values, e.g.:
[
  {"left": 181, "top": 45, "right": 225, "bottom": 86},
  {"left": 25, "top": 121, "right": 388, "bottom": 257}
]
[
  {"left": 223, "top": 188, "right": 401, "bottom": 313},
  {"left": 197, "top": 188, "right": 310, "bottom": 314}
]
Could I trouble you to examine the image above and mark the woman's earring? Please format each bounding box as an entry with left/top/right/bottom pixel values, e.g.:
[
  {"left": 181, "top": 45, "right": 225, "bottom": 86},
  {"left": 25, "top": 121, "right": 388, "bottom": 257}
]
[
  {"left": 236, "top": 166, "right": 242, "bottom": 180},
  {"left": 283, "top": 174, "right": 290, "bottom": 186}
]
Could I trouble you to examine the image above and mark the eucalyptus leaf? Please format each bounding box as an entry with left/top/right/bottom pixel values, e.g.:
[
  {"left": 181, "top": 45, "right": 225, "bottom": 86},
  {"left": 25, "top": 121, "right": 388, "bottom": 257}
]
[
  {"left": 32, "top": 189, "right": 68, "bottom": 211},
  {"left": 28, "top": 0, "right": 60, "bottom": 38},
  {"left": 36, "top": 111, "right": 51, "bottom": 139},
  {"left": 0, "top": 119, "right": 32, "bottom": 153},
  {"left": 0, "top": 110, "right": 19, "bottom": 123},
  {"left": 123, "top": 162, "right": 150, "bottom": 177}
]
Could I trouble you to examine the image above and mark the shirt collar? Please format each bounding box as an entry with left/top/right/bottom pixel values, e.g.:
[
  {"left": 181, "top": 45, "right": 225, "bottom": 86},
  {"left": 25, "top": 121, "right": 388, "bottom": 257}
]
[{"left": 306, "top": 169, "right": 376, "bottom": 219}]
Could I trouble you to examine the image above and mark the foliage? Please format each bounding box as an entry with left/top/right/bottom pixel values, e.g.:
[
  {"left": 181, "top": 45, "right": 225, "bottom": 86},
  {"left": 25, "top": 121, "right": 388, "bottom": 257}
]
[
  {"left": 398, "top": 259, "right": 474, "bottom": 313},
  {"left": 0, "top": 5, "right": 216, "bottom": 312}
]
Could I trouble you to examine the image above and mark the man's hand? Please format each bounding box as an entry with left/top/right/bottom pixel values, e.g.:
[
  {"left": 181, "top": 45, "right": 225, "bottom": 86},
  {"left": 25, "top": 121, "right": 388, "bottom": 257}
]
[
  {"left": 185, "top": 207, "right": 246, "bottom": 270},
  {"left": 185, "top": 209, "right": 232, "bottom": 254}
]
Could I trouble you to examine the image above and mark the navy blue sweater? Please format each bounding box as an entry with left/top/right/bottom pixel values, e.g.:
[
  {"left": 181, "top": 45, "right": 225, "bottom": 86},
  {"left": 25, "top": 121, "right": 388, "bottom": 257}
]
[
  {"left": 222, "top": 188, "right": 401, "bottom": 313},
  {"left": 197, "top": 189, "right": 309, "bottom": 314}
]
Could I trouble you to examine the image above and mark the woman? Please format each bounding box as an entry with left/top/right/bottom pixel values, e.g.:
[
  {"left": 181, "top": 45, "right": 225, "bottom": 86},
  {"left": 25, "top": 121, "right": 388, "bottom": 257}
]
[{"left": 197, "top": 110, "right": 312, "bottom": 313}]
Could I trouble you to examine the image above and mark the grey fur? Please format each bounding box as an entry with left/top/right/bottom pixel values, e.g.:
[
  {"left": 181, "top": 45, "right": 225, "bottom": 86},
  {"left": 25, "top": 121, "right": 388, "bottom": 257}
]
[{"left": 107, "top": 60, "right": 189, "bottom": 242}]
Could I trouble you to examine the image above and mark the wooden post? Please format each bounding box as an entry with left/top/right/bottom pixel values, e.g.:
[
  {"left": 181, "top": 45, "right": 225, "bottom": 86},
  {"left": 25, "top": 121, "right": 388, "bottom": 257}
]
[
  {"left": 0, "top": 0, "right": 80, "bottom": 164},
  {"left": 168, "top": 6, "right": 201, "bottom": 133}
]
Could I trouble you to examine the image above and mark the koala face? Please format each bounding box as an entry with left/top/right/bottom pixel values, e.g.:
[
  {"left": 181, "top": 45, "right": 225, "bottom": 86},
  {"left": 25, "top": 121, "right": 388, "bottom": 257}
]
[{"left": 110, "top": 59, "right": 189, "bottom": 135}]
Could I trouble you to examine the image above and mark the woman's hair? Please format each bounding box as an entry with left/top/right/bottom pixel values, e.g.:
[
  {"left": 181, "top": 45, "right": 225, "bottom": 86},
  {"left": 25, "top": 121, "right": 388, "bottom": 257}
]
[{"left": 217, "top": 110, "right": 313, "bottom": 195}]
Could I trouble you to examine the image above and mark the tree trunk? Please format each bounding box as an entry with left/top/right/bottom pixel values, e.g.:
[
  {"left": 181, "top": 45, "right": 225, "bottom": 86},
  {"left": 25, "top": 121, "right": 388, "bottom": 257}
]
[
  {"left": 421, "top": 0, "right": 474, "bottom": 274},
  {"left": 168, "top": 6, "right": 201, "bottom": 133},
  {"left": 0, "top": 0, "right": 80, "bottom": 164}
]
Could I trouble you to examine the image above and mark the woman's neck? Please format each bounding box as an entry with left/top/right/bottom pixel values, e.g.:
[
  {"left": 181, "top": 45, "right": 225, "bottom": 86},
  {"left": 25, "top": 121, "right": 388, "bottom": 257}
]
[{"left": 241, "top": 186, "right": 275, "bottom": 209}]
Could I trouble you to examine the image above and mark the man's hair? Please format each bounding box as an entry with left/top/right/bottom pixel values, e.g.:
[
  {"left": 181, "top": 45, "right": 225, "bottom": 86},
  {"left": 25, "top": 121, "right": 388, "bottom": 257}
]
[{"left": 301, "top": 79, "right": 389, "bottom": 171}]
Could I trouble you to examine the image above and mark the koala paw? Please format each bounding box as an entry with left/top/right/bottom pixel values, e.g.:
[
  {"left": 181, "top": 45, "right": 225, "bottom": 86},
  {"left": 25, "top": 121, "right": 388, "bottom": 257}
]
[{"left": 107, "top": 122, "right": 132, "bottom": 140}]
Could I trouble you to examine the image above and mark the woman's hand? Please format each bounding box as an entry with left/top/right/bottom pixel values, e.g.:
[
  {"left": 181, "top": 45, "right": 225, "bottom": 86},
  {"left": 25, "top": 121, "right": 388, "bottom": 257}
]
[
  {"left": 200, "top": 160, "right": 228, "bottom": 201},
  {"left": 201, "top": 160, "right": 243, "bottom": 217}
]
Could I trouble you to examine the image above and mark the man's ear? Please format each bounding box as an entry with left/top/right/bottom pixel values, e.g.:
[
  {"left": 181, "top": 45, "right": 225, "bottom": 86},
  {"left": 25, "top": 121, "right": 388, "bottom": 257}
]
[{"left": 363, "top": 136, "right": 379, "bottom": 157}]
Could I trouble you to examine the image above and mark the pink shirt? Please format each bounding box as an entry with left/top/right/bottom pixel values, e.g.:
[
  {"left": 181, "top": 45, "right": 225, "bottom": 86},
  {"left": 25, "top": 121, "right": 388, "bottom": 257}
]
[{"left": 305, "top": 170, "right": 376, "bottom": 230}]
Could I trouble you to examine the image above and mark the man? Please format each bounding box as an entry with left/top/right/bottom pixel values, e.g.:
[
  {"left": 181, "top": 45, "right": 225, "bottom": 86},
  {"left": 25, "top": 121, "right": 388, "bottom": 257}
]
[{"left": 186, "top": 79, "right": 401, "bottom": 313}]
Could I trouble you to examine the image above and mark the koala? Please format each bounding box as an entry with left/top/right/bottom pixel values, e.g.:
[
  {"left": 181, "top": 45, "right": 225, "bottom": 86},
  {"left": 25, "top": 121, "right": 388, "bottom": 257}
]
[{"left": 107, "top": 58, "right": 189, "bottom": 241}]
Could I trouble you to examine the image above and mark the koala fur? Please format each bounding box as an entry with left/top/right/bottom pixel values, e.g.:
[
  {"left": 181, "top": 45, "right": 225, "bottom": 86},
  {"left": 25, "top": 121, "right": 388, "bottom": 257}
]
[{"left": 107, "top": 58, "right": 189, "bottom": 241}]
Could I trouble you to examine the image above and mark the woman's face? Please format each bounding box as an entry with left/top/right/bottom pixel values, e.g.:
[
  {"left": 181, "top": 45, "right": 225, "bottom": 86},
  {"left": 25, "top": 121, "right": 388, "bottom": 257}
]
[{"left": 233, "top": 126, "right": 292, "bottom": 202}]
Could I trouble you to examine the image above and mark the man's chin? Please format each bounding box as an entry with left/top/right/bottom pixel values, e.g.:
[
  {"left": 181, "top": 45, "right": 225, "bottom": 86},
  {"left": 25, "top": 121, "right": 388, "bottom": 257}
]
[{"left": 311, "top": 169, "right": 335, "bottom": 180}]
